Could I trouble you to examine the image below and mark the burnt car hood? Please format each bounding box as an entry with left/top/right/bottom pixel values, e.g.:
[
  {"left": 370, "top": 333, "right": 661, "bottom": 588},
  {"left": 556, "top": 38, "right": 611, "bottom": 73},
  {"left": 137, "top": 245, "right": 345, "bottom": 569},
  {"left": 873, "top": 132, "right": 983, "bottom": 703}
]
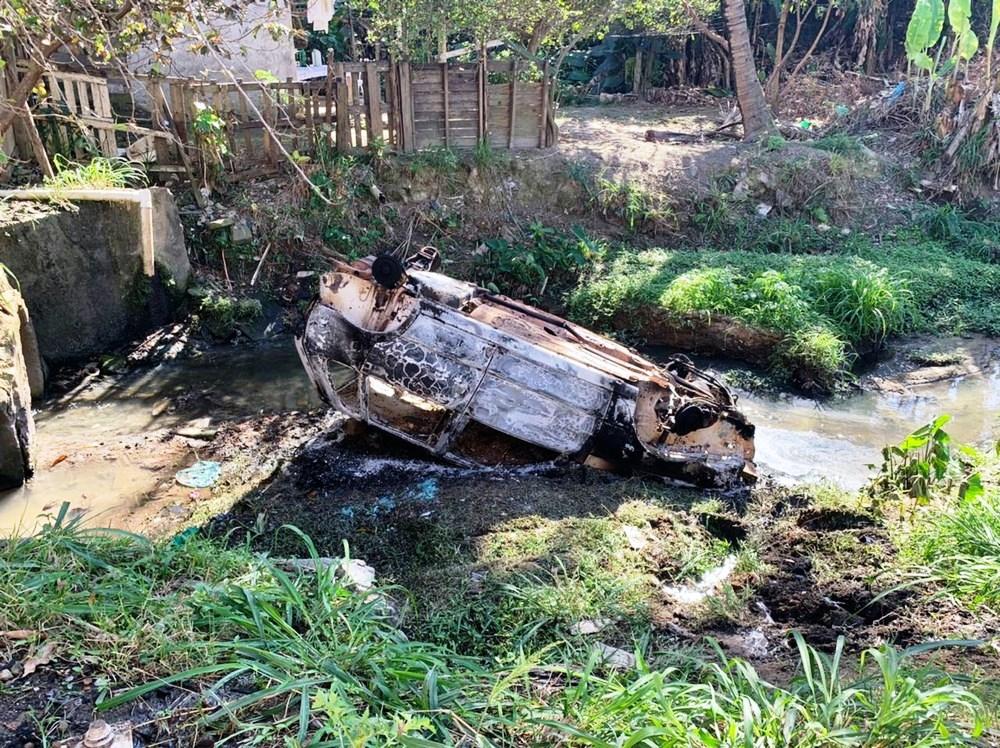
[{"left": 296, "top": 254, "right": 756, "bottom": 487}]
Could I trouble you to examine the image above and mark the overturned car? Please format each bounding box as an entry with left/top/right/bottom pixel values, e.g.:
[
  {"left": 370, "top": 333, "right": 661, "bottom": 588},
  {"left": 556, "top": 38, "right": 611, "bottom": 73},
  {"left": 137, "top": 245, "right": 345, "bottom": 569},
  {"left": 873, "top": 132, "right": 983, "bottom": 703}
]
[{"left": 296, "top": 250, "right": 756, "bottom": 487}]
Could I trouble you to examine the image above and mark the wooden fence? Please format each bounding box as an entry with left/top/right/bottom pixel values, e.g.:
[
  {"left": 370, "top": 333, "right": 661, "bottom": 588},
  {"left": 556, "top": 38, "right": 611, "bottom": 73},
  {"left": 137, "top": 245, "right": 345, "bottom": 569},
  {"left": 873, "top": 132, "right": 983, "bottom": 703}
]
[{"left": 9, "top": 58, "right": 555, "bottom": 182}]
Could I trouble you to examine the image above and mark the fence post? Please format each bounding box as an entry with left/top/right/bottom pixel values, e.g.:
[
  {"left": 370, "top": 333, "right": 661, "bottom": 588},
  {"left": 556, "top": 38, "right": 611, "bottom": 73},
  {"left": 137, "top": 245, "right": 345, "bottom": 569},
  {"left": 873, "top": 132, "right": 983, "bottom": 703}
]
[
  {"left": 325, "top": 59, "right": 334, "bottom": 126},
  {"left": 397, "top": 62, "right": 415, "bottom": 152},
  {"left": 365, "top": 62, "right": 382, "bottom": 146},
  {"left": 507, "top": 60, "right": 517, "bottom": 149},
  {"left": 441, "top": 61, "right": 450, "bottom": 148},
  {"left": 263, "top": 84, "right": 275, "bottom": 164},
  {"left": 385, "top": 62, "right": 398, "bottom": 147},
  {"left": 335, "top": 63, "right": 351, "bottom": 152},
  {"left": 477, "top": 57, "right": 486, "bottom": 144},
  {"left": 539, "top": 61, "right": 549, "bottom": 149}
]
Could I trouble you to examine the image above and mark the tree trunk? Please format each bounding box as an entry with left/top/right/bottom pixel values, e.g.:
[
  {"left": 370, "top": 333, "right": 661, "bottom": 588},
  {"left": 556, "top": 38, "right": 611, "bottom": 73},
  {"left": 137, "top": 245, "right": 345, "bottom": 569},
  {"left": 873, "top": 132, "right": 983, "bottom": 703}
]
[
  {"left": 724, "top": 0, "right": 775, "bottom": 140},
  {"left": 765, "top": 0, "right": 792, "bottom": 103},
  {"left": 0, "top": 40, "right": 62, "bottom": 137}
]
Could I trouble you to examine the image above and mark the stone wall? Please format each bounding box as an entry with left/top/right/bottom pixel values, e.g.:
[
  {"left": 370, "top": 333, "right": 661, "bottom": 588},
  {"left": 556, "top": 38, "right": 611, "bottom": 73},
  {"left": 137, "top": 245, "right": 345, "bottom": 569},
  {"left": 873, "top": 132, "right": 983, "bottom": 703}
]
[
  {"left": 0, "top": 187, "right": 191, "bottom": 364},
  {"left": 0, "top": 270, "right": 37, "bottom": 489}
]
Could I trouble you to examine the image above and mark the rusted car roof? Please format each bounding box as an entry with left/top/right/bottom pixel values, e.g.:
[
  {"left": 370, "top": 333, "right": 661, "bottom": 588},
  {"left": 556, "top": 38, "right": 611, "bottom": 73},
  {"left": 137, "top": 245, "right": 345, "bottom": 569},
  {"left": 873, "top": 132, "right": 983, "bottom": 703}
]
[{"left": 296, "top": 252, "right": 756, "bottom": 487}]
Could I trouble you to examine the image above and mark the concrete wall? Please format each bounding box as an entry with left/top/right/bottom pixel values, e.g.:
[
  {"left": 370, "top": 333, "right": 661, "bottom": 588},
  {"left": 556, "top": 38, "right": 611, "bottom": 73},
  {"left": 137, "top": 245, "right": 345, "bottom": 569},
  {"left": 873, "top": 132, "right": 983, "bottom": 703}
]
[
  {"left": 0, "top": 188, "right": 191, "bottom": 364},
  {"left": 128, "top": 1, "right": 297, "bottom": 83}
]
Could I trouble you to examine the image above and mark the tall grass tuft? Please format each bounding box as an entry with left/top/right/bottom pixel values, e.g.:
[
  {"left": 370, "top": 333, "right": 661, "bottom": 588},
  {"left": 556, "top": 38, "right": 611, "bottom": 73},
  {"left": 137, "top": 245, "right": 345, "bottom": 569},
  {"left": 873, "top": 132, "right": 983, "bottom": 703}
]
[
  {"left": 552, "top": 634, "right": 986, "bottom": 747},
  {"left": 42, "top": 155, "right": 148, "bottom": 192},
  {"left": 909, "top": 488, "right": 1000, "bottom": 610}
]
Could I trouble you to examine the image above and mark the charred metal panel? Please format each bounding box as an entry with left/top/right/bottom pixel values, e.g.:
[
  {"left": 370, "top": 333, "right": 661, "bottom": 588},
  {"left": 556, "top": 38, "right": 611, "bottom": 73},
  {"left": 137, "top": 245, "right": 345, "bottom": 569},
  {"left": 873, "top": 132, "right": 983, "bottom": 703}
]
[{"left": 469, "top": 374, "right": 599, "bottom": 454}]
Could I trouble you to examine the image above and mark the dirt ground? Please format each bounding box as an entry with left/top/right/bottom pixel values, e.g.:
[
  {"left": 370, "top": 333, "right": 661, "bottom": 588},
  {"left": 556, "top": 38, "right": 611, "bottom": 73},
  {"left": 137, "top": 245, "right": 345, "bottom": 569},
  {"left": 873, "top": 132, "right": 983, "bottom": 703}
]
[{"left": 556, "top": 103, "right": 744, "bottom": 194}]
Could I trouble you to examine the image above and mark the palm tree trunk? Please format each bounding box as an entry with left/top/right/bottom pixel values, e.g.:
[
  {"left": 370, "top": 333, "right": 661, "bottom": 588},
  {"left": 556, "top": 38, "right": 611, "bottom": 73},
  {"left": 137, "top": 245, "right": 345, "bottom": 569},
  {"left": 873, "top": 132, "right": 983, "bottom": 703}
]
[{"left": 723, "top": 0, "right": 775, "bottom": 140}]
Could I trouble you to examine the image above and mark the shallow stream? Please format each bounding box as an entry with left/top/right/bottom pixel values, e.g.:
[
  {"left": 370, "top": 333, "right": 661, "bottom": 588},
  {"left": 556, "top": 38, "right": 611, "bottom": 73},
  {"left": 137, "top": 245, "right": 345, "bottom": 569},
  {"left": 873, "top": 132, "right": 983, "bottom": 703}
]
[{"left": 1, "top": 340, "right": 998, "bottom": 532}]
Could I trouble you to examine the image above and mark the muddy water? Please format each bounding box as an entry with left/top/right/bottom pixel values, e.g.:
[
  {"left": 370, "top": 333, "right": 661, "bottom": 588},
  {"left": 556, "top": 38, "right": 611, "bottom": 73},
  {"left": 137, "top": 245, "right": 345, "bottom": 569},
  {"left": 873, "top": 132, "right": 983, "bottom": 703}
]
[
  {"left": 1, "top": 341, "right": 998, "bottom": 532},
  {"left": 739, "top": 365, "right": 1000, "bottom": 489},
  {"left": 0, "top": 345, "right": 318, "bottom": 532}
]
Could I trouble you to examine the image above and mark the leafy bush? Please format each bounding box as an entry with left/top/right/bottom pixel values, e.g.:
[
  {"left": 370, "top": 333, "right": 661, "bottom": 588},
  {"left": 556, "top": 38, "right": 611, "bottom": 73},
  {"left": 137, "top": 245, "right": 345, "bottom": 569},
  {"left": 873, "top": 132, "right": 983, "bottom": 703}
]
[
  {"left": 810, "top": 261, "right": 912, "bottom": 344},
  {"left": 909, "top": 487, "right": 1000, "bottom": 609},
  {"left": 475, "top": 223, "right": 602, "bottom": 296},
  {"left": 867, "top": 415, "right": 984, "bottom": 515}
]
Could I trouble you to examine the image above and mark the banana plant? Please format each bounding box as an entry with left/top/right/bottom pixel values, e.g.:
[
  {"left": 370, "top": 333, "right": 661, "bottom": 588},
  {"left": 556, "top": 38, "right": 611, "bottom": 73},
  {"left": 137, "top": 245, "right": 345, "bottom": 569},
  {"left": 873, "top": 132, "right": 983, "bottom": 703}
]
[
  {"left": 905, "top": 0, "right": 945, "bottom": 75},
  {"left": 987, "top": 0, "right": 1000, "bottom": 82},
  {"left": 947, "top": 0, "right": 979, "bottom": 77}
]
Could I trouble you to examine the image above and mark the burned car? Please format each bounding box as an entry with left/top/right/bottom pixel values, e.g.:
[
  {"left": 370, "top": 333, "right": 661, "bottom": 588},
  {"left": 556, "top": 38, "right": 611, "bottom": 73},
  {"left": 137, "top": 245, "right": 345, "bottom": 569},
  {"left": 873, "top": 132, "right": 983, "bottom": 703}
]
[{"left": 296, "top": 250, "right": 756, "bottom": 487}]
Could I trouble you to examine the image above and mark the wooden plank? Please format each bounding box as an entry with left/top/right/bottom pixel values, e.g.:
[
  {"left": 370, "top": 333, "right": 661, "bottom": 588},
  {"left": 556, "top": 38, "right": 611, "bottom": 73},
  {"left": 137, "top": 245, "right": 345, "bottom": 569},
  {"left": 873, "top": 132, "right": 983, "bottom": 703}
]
[
  {"left": 325, "top": 61, "right": 334, "bottom": 125},
  {"left": 237, "top": 80, "right": 252, "bottom": 155},
  {"left": 385, "top": 62, "right": 397, "bottom": 147},
  {"left": 285, "top": 77, "right": 299, "bottom": 152},
  {"left": 398, "top": 62, "right": 415, "bottom": 152},
  {"left": 365, "top": 62, "right": 382, "bottom": 144},
  {"left": 149, "top": 81, "right": 173, "bottom": 166},
  {"left": 507, "top": 61, "right": 517, "bottom": 149},
  {"left": 169, "top": 81, "right": 187, "bottom": 142},
  {"left": 440, "top": 62, "right": 450, "bottom": 147},
  {"left": 94, "top": 80, "right": 117, "bottom": 156},
  {"left": 477, "top": 58, "right": 486, "bottom": 143},
  {"left": 335, "top": 63, "right": 351, "bottom": 151},
  {"left": 262, "top": 85, "right": 275, "bottom": 164}
]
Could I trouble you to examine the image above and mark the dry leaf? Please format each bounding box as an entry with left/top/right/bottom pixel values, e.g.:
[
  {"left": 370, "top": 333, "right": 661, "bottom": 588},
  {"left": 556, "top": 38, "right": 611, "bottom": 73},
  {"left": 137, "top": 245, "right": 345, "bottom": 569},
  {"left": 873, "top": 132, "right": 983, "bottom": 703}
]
[
  {"left": 0, "top": 630, "right": 34, "bottom": 640},
  {"left": 21, "top": 640, "right": 56, "bottom": 677},
  {"left": 50, "top": 454, "right": 69, "bottom": 468}
]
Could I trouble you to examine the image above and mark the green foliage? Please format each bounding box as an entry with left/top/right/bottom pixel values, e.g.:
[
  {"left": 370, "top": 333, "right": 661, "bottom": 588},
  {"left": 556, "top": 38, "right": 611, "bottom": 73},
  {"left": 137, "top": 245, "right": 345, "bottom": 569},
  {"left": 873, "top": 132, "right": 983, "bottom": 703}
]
[
  {"left": 476, "top": 223, "right": 603, "bottom": 296},
  {"left": 593, "top": 176, "right": 672, "bottom": 232},
  {"left": 191, "top": 102, "right": 229, "bottom": 180},
  {"left": 472, "top": 138, "right": 509, "bottom": 170},
  {"left": 0, "top": 504, "right": 992, "bottom": 745},
  {"left": 905, "top": 0, "right": 946, "bottom": 73},
  {"left": 810, "top": 133, "right": 865, "bottom": 156},
  {"left": 42, "top": 155, "right": 147, "bottom": 192},
  {"left": 190, "top": 287, "right": 263, "bottom": 338},
  {"left": 781, "top": 327, "right": 851, "bottom": 385},
  {"left": 410, "top": 146, "right": 460, "bottom": 174},
  {"left": 570, "top": 248, "right": 916, "bottom": 383},
  {"left": 867, "top": 415, "right": 984, "bottom": 515},
  {"left": 810, "top": 262, "right": 912, "bottom": 344}
]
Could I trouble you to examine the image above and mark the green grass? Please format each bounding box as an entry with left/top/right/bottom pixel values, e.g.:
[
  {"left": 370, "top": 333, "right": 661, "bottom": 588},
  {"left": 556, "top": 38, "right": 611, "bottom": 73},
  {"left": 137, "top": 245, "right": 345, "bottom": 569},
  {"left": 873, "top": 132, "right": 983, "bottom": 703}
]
[
  {"left": 908, "top": 488, "right": 1000, "bottom": 611},
  {"left": 568, "top": 231, "right": 1000, "bottom": 384},
  {"left": 0, "top": 500, "right": 993, "bottom": 745},
  {"left": 42, "top": 156, "right": 148, "bottom": 192}
]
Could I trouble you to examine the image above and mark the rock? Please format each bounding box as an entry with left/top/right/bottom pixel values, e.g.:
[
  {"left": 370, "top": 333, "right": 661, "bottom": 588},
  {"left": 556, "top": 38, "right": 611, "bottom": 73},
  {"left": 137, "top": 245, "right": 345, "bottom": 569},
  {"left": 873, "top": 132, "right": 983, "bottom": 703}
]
[
  {"left": 206, "top": 216, "right": 235, "bottom": 230},
  {"left": 569, "top": 618, "right": 612, "bottom": 635},
  {"left": 0, "top": 669, "right": 12, "bottom": 681},
  {"left": 340, "top": 558, "right": 376, "bottom": 591},
  {"left": 0, "top": 270, "right": 36, "bottom": 489},
  {"left": 594, "top": 643, "right": 636, "bottom": 669},
  {"left": 230, "top": 219, "right": 253, "bottom": 244},
  {"left": 755, "top": 202, "right": 773, "bottom": 217}
]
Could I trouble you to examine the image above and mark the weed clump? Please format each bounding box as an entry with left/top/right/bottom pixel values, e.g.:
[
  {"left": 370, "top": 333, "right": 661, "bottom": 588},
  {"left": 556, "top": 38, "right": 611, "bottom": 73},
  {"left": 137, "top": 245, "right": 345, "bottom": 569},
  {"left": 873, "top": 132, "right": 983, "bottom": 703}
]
[{"left": 190, "top": 287, "right": 262, "bottom": 338}]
